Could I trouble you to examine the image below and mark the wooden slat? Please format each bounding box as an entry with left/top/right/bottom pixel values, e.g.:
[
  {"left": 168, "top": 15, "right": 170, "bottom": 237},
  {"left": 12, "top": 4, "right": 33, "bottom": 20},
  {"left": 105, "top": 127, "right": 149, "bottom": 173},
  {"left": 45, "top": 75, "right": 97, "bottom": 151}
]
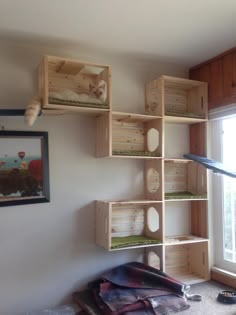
[
  {"left": 165, "top": 87, "right": 187, "bottom": 114},
  {"left": 165, "top": 162, "right": 187, "bottom": 193},
  {"left": 56, "top": 61, "right": 84, "bottom": 75},
  {"left": 163, "top": 75, "right": 206, "bottom": 88},
  {"left": 112, "top": 112, "right": 161, "bottom": 122}
]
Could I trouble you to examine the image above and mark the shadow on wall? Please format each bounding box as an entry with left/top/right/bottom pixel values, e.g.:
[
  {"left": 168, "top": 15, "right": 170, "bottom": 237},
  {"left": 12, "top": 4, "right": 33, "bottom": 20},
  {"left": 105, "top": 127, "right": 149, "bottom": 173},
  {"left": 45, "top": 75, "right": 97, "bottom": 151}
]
[
  {"left": 60, "top": 201, "right": 144, "bottom": 304},
  {"left": 74, "top": 201, "right": 96, "bottom": 254}
]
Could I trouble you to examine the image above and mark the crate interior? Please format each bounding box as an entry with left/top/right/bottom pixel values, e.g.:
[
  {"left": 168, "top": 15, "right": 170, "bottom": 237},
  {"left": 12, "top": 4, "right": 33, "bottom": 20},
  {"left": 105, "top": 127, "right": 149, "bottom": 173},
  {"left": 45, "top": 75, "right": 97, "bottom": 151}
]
[
  {"left": 165, "top": 200, "right": 208, "bottom": 244},
  {"left": 111, "top": 203, "right": 163, "bottom": 250},
  {"left": 44, "top": 56, "right": 110, "bottom": 109},
  {"left": 165, "top": 242, "right": 209, "bottom": 284},
  {"left": 164, "top": 160, "right": 207, "bottom": 200},
  {"left": 163, "top": 78, "right": 207, "bottom": 119},
  {"left": 112, "top": 114, "right": 162, "bottom": 157}
]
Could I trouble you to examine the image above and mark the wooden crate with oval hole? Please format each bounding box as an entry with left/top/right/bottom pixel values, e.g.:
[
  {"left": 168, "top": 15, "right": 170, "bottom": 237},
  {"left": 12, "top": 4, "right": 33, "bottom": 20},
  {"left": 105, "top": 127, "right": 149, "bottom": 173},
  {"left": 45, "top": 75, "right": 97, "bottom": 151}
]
[
  {"left": 106, "top": 112, "right": 163, "bottom": 158},
  {"left": 96, "top": 200, "right": 163, "bottom": 251}
]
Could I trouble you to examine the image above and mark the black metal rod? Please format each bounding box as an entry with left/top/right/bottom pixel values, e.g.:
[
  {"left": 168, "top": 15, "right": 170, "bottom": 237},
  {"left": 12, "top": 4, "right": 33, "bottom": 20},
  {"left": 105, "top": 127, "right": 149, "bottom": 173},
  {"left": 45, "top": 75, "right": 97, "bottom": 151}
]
[{"left": 0, "top": 109, "right": 25, "bottom": 116}]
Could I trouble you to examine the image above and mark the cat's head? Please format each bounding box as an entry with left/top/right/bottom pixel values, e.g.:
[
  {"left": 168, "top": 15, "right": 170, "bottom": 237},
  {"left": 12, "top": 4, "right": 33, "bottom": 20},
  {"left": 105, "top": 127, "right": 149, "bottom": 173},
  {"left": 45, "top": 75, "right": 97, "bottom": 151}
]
[
  {"left": 89, "top": 80, "right": 107, "bottom": 103},
  {"left": 96, "top": 80, "right": 107, "bottom": 102}
]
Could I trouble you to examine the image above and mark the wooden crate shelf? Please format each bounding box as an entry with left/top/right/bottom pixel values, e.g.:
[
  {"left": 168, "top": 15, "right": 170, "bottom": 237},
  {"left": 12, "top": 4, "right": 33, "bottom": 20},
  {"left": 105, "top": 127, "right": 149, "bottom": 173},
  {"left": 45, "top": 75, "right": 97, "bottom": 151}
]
[
  {"left": 96, "top": 111, "right": 163, "bottom": 158},
  {"left": 38, "top": 55, "right": 111, "bottom": 113},
  {"left": 96, "top": 200, "right": 163, "bottom": 251},
  {"left": 164, "top": 159, "right": 207, "bottom": 201},
  {"left": 165, "top": 199, "right": 208, "bottom": 245},
  {"left": 164, "top": 242, "right": 210, "bottom": 284},
  {"left": 111, "top": 112, "right": 163, "bottom": 158},
  {"left": 145, "top": 75, "right": 208, "bottom": 122}
]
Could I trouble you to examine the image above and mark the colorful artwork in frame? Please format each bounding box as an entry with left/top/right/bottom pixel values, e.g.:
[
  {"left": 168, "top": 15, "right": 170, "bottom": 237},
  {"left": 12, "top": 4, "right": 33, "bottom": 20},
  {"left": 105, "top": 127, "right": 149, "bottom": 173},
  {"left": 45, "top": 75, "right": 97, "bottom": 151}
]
[{"left": 0, "top": 130, "right": 50, "bottom": 207}]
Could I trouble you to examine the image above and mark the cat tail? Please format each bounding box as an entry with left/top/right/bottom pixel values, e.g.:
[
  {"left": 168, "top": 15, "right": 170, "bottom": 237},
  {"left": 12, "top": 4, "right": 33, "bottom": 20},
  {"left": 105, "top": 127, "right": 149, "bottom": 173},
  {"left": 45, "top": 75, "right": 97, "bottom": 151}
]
[{"left": 24, "top": 96, "right": 41, "bottom": 126}]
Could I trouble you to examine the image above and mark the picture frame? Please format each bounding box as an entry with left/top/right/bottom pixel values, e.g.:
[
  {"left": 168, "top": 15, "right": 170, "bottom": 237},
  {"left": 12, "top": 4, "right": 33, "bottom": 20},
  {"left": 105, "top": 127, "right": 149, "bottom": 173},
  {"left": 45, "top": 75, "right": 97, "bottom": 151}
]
[{"left": 0, "top": 130, "right": 50, "bottom": 207}]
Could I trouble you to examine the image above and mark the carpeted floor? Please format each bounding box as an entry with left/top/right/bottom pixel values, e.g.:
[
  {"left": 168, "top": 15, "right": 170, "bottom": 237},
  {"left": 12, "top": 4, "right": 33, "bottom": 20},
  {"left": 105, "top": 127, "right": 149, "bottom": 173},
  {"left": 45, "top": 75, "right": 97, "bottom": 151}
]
[{"left": 181, "top": 280, "right": 236, "bottom": 315}]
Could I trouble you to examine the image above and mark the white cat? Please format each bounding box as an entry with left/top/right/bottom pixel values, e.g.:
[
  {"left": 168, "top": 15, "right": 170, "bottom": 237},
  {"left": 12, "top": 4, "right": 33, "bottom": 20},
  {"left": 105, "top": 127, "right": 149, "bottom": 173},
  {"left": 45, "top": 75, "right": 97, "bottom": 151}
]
[
  {"left": 49, "top": 79, "right": 107, "bottom": 104},
  {"left": 24, "top": 97, "right": 41, "bottom": 126}
]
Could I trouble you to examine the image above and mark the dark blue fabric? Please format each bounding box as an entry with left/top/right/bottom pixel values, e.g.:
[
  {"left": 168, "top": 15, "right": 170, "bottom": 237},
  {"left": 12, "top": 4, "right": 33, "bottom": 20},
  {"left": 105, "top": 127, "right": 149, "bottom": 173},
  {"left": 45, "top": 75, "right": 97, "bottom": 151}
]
[
  {"left": 86, "top": 262, "right": 190, "bottom": 315},
  {"left": 184, "top": 153, "right": 236, "bottom": 178},
  {"left": 101, "top": 262, "right": 190, "bottom": 296}
]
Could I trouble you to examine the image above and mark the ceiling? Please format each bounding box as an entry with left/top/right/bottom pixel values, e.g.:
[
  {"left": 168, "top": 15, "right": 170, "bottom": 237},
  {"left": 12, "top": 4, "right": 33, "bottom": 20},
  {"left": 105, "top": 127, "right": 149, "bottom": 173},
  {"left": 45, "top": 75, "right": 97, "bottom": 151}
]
[{"left": 0, "top": 0, "right": 236, "bottom": 67}]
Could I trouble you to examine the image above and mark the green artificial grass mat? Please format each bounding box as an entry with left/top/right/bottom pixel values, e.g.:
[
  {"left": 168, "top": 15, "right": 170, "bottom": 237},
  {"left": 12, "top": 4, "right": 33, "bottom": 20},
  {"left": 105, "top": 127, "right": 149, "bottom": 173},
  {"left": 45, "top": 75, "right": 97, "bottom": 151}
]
[
  {"left": 49, "top": 97, "right": 109, "bottom": 108},
  {"left": 111, "top": 235, "right": 161, "bottom": 249},
  {"left": 112, "top": 150, "right": 160, "bottom": 157},
  {"left": 165, "top": 191, "right": 207, "bottom": 200}
]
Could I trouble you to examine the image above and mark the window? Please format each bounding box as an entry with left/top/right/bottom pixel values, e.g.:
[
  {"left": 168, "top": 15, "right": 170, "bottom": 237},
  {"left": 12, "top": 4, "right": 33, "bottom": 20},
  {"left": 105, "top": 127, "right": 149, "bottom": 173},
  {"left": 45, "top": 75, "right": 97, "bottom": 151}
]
[{"left": 212, "top": 116, "right": 236, "bottom": 272}]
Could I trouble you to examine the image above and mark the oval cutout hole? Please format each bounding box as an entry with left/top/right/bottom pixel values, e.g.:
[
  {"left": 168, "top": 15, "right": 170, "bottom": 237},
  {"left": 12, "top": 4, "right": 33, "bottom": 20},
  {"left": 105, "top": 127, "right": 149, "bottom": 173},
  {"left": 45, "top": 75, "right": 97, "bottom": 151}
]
[
  {"left": 147, "top": 128, "right": 159, "bottom": 152},
  {"left": 148, "top": 251, "right": 160, "bottom": 269},
  {"left": 147, "top": 206, "right": 159, "bottom": 232},
  {"left": 147, "top": 168, "right": 159, "bottom": 193}
]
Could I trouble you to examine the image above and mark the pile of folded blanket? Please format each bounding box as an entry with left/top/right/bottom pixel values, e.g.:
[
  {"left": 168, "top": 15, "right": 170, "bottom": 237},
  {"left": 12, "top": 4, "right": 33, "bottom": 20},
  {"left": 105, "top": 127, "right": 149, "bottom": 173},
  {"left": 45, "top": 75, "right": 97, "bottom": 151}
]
[{"left": 73, "top": 261, "right": 191, "bottom": 315}]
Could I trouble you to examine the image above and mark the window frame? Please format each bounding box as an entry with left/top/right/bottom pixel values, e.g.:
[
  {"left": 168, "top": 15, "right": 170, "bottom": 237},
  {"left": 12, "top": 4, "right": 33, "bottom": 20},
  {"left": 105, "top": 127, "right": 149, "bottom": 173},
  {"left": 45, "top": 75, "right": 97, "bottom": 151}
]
[{"left": 211, "top": 117, "right": 236, "bottom": 273}]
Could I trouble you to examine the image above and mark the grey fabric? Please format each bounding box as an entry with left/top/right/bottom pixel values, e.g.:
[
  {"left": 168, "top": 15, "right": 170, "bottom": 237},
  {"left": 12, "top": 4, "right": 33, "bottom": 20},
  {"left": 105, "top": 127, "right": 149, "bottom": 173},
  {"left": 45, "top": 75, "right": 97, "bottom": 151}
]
[
  {"left": 19, "top": 304, "right": 79, "bottom": 315},
  {"left": 181, "top": 281, "right": 236, "bottom": 315}
]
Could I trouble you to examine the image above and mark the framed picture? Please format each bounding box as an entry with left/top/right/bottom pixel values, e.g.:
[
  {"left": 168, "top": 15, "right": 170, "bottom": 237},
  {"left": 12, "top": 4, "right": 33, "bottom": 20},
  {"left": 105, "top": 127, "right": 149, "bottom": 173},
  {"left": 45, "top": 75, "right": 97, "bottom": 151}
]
[{"left": 0, "top": 130, "right": 50, "bottom": 207}]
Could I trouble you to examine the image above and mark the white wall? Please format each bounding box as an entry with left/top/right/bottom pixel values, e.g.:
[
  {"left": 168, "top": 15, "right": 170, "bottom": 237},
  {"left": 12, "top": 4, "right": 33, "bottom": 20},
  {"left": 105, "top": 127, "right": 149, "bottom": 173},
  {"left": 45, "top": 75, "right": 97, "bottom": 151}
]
[{"left": 0, "top": 40, "right": 187, "bottom": 315}]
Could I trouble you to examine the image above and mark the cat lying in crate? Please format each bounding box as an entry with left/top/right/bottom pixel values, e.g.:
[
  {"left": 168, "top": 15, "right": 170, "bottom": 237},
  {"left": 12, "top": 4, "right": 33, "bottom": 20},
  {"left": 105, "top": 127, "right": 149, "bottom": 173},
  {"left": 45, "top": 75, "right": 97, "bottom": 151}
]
[
  {"left": 49, "top": 79, "right": 107, "bottom": 105},
  {"left": 24, "top": 80, "right": 107, "bottom": 126}
]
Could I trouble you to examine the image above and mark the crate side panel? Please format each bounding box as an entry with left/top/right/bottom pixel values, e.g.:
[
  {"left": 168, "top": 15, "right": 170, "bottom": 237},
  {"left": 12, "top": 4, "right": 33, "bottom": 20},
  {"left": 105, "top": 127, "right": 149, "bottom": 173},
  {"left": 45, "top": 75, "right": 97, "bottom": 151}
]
[
  {"left": 96, "top": 201, "right": 110, "bottom": 250},
  {"left": 145, "top": 79, "right": 162, "bottom": 116},
  {"left": 187, "top": 83, "right": 208, "bottom": 119},
  {"left": 145, "top": 160, "right": 163, "bottom": 200},
  {"left": 189, "top": 122, "right": 207, "bottom": 156},
  {"left": 96, "top": 113, "right": 110, "bottom": 157},
  {"left": 145, "top": 203, "right": 164, "bottom": 242},
  {"left": 145, "top": 246, "right": 164, "bottom": 271},
  {"left": 145, "top": 119, "right": 163, "bottom": 157},
  {"left": 187, "top": 163, "right": 207, "bottom": 196},
  {"left": 189, "top": 242, "right": 210, "bottom": 280},
  {"left": 191, "top": 200, "right": 208, "bottom": 238}
]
